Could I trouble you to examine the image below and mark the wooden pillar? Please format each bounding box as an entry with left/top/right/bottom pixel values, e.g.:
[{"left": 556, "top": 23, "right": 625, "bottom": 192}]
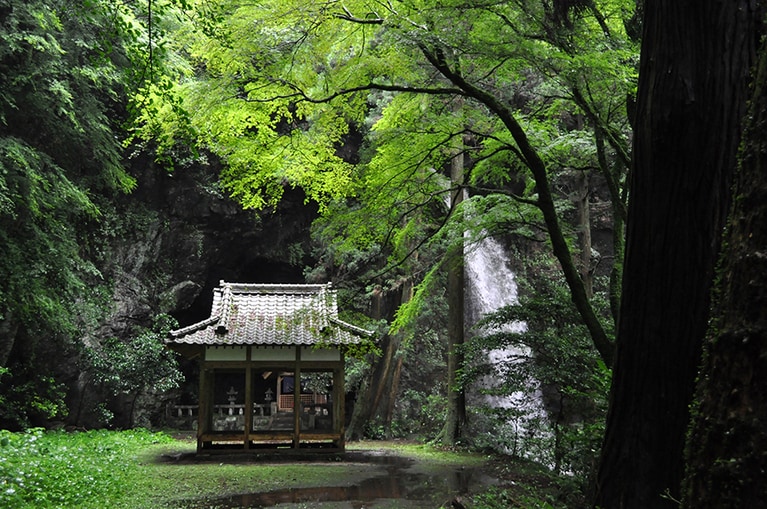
[
  {"left": 334, "top": 357, "right": 345, "bottom": 450},
  {"left": 293, "top": 347, "right": 301, "bottom": 449},
  {"left": 244, "top": 364, "right": 252, "bottom": 450},
  {"left": 197, "top": 365, "right": 211, "bottom": 452}
]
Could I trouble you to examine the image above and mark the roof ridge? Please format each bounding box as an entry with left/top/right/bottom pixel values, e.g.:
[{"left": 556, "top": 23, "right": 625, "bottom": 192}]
[
  {"left": 168, "top": 314, "right": 221, "bottom": 340},
  {"left": 329, "top": 317, "right": 375, "bottom": 337},
  {"left": 220, "top": 281, "right": 330, "bottom": 288},
  {"left": 216, "top": 284, "right": 234, "bottom": 333}
]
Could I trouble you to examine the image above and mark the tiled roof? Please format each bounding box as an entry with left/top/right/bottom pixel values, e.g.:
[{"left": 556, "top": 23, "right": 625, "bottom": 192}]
[{"left": 167, "top": 282, "right": 372, "bottom": 346}]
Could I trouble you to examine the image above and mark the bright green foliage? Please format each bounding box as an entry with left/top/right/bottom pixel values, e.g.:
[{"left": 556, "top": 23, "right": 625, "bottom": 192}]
[
  {"left": 0, "top": 138, "right": 99, "bottom": 334},
  {"left": 0, "top": 428, "right": 173, "bottom": 509},
  {"left": 132, "top": 0, "right": 378, "bottom": 209},
  {"left": 0, "top": 0, "right": 153, "bottom": 428},
  {"left": 0, "top": 367, "right": 68, "bottom": 429},
  {"left": 136, "top": 0, "right": 635, "bottom": 322},
  {"left": 0, "top": 0, "right": 136, "bottom": 331}
]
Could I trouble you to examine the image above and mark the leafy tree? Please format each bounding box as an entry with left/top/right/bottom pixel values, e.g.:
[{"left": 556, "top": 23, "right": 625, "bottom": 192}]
[
  {"left": 464, "top": 256, "right": 610, "bottom": 479},
  {"left": 133, "top": 0, "right": 637, "bottom": 442},
  {"left": 0, "top": 0, "right": 156, "bottom": 428},
  {"left": 0, "top": 366, "right": 68, "bottom": 429},
  {"left": 84, "top": 315, "right": 182, "bottom": 427}
]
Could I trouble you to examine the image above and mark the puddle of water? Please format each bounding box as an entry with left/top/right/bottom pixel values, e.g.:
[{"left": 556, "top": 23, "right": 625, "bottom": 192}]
[{"left": 178, "top": 453, "right": 494, "bottom": 508}]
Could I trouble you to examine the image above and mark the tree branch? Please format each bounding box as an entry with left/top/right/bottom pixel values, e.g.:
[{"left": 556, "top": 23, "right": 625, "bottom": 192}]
[
  {"left": 335, "top": 6, "right": 384, "bottom": 24},
  {"left": 419, "top": 42, "right": 615, "bottom": 366},
  {"left": 244, "top": 80, "right": 465, "bottom": 104}
]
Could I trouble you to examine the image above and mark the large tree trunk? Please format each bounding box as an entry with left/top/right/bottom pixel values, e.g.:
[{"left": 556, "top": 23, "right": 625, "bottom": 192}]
[
  {"left": 682, "top": 31, "right": 767, "bottom": 508},
  {"left": 442, "top": 248, "right": 466, "bottom": 444},
  {"left": 593, "top": 2, "right": 759, "bottom": 507},
  {"left": 367, "top": 331, "right": 403, "bottom": 435},
  {"left": 442, "top": 131, "right": 467, "bottom": 445},
  {"left": 574, "top": 168, "right": 593, "bottom": 299},
  {"left": 345, "top": 282, "right": 410, "bottom": 440}
]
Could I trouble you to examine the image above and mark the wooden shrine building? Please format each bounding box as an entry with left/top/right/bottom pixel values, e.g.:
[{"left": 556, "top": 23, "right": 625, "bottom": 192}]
[{"left": 165, "top": 282, "right": 371, "bottom": 452}]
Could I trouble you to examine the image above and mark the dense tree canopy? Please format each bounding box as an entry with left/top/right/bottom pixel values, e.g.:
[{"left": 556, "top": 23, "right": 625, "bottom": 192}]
[
  {"left": 134, "top": 0, "right": 638, "bottom": 368},
  {"left": 1, "top": 0, "right": 133, "bottom": 351}
]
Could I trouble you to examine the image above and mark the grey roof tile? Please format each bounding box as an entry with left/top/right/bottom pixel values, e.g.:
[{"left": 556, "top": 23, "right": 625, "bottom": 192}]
[{"left": 167, "top": 282, "right": 371, "bottom": 346}]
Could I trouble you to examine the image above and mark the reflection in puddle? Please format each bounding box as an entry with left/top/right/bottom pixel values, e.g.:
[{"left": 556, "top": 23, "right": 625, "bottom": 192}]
[{"left": 179, "top": 454, "right": 493, "bottom": 508}]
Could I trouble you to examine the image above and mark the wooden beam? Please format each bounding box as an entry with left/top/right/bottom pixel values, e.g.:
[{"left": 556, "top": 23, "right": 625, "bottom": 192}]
[
  {"left": 293, "top": 347, "right": 301, "bottom": 449},
  {"left": 244, "top": 366, "right": 253, "bottom": 450},
  {"left": 335, "top": 357, "right": 346, "bottom": 450},
  {"left": 168, "top": 344, "right": 203, "bottom": 360}
]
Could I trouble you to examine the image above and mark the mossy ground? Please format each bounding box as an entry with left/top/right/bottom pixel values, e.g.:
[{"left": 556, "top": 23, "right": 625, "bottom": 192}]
[{"left": 1, "top": 430, "right": 582, "bottom": 508}]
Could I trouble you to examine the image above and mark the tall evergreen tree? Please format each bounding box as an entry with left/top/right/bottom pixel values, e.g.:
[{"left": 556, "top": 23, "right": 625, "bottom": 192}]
[
  {"left": 594, "top": 1, "right": 764, "bottom": 506},
  {"left": 682, "top": 23, "right": 767, "bottom": 508}
]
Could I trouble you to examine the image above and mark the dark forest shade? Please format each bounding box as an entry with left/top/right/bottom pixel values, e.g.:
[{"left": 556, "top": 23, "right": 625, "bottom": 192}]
[
  {"left": 682, "top": 26, "right": 767, "bottom": 508},
  {"left": 594, "top": 1, "right": 762, "bottom": 507}
]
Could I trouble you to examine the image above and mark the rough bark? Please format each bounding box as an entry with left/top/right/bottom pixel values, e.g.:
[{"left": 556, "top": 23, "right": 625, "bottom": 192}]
[
  {"left": 345, "top": 375, "right": 370, "bottom": 441},
  {"left": 443, "top": 135, "right": 467, "bottom": 445},
  {"left": 682, "top": 29, "right": 767, "bottom": 508},
  {"left": 368, "top": 332, "right": 403, "bottom": 432},
  {"left": 593, "top": 2, "right": 760, "bottom": 507},
  {"left": 443, "top": 250, "right": 466, "bottom": 445},
  {"left": 345, "top": 282, "right": 409, "bottom": 440},
  {"left": 384, "top": 355, "right": 404, "bottom": 433}
]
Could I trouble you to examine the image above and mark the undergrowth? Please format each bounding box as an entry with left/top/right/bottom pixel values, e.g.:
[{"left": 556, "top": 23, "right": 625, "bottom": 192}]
[{"left": 0, "top": 428, "right": 173, "bottom": 508}]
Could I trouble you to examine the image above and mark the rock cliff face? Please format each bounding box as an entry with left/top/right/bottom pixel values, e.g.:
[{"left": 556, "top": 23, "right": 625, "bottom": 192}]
[
  {"left": 111, "top": 160, "right": 315, "bottom": 330},
  {"left": 78, "top": 160, "right": 317, "bottom": 428}
]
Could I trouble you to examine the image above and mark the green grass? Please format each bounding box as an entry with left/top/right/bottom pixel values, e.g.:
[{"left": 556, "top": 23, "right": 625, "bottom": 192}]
[
  {"left": 1, "top": 428, "right": 173, "bottom": 508},
  {"left": 0, "top": 430, "right": 579, "bottom": 509},
  {"left": 0, "top": 429, "right": 381, "bottom": 508},
  {"left": 349, "top": 439, "right": 491, "bottom": 477},
  {"left": 350, "top": 439, "right": 489, "bottom": 464}
]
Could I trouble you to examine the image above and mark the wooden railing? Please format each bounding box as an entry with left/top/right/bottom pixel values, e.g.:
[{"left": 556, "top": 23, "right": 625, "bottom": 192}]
[
  {"left": 166, "top": 402, "right": 279, "bottom": 418},
  {"left": 278, "top": 394, "right": 328, "bottom": 409},
  {"left": 167, "top": 397, "right": 328, "bottom": 419}
]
